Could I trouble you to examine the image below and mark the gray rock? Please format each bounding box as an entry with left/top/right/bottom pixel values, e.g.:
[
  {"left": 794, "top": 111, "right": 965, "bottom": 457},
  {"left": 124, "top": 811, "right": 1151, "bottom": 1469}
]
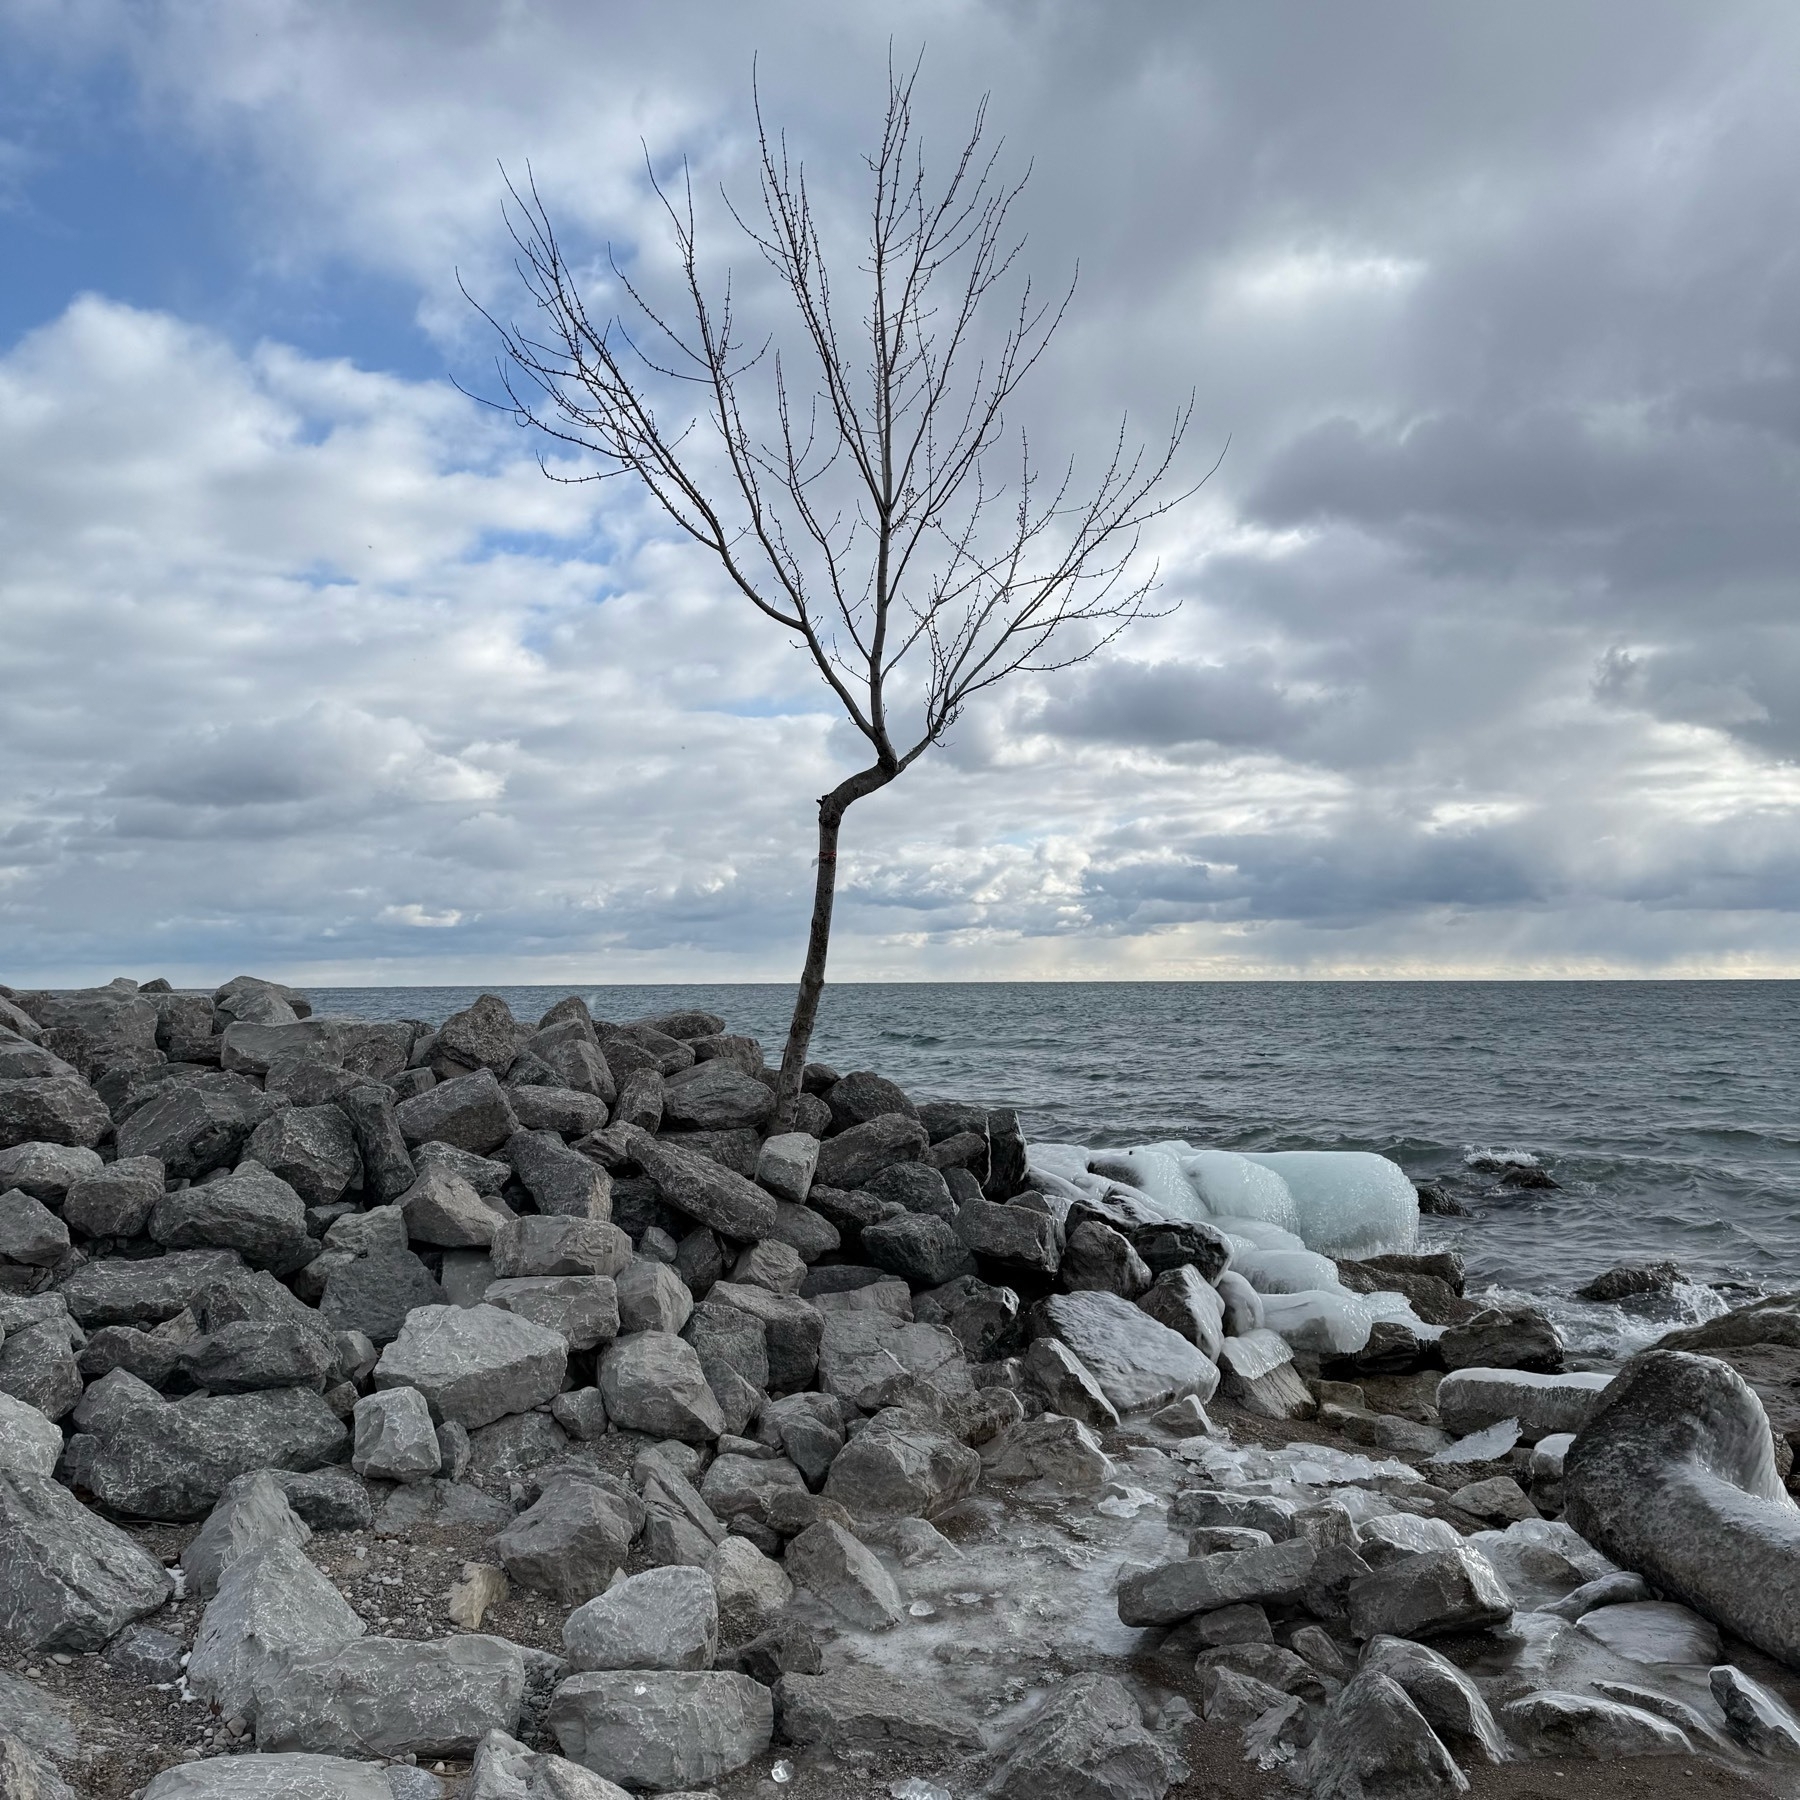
[
  {"left": 563, "top": 1565, "right": 719, "bottom": 1671},
  {"left": 181, "top": 1316, "right": 334, "bottom": 1395},
  {"left": 706, "top": 1535, "right": 790, "bottom": 1640},
  {"left": 624, "top": 1128, "right": 776, "bottom": 1242},
  {"left": 1440, "top": 1304, "right": 1564, "bottom": 1373},
  {"left": 188, "top": 1538, "right": 365, "bottom": 1719},
  {"left": 414, "top": 1139, "right": 510, "bottom": 1196},
  {"left": 464, "top": 1410, "right": 570, "bottom": 1494},
  {"left": 1024, "top": 1336, "right": 1120, "bottom": 1428},
  {"left": 1136, "top": 1266, "right": 1226, "bottom": 1358},
  {"left": 0, "top": 1189, "right": 69, "bottom": 1266},
  {"left": 549, "top": 1669, "right": 771, "bottom": 1791},
  {"left": 814, "top": 1113, "right": 930, "bottom": 1190},
  {"left": 60, "top": 1156, "right": 164, "bottom": 1238},
  {"left": 509, "top": 1085, "right": 609, "bottom": 1137},
  {"left": 954, "top": 1195, "right": 1062, "bottom": 1273},
  {"left": 989, "top": 1671, "right": 1182, "bottom": 1800},
  {"left": 0, "top": 1079, "right": 113, "bottom": 1151},
  {"left": 0, "top": 1391, "right": 63, "bottom": 1479},
  {"left": 254, "top": 1633, "right": 525, "bottom": 1757},
  {"left": 375, "top": 1304, "right": 567, "bottom": 1429},
  {"left": 504, "top": 1130, "right": 612, "bottom": 1220},
  {"left": 433, "top": 994, "right": 520, "bottom": 1076},
  {"left": 490, "top": 1215, "right": 631, "bottom": 1280},
  {"left": 731, "top": 1236, "right": 806, "bottom": 1296},
  {"left": 1500, "top": 1690, "right": 1690, "bottom": 1757},
  {"left": 914, "top": 1273, "right": 1020, "bottom": 1359},
  {"left": 1030, "top": 1291, "right": 1219, "bottom": 1416},
  {"left": 1563, "top": 1348, "right": 1800, "bottom": 1668},
  {"left": 822, "top": 1409, "right": 980, "bottom": 1516},
  {"left": 1061, "top": 1220, "right": 1152, "bottom": 1298},
  {"left": 598, "top": 1332, "right": 724, "bottom": 1441},
  {"left": 1347, "top": 1544, "right": 1514, "bottom": 1641},
  {"left": 141, "top": 1755, "right": 392, "bottom": 1800},
  {"left": 108, "top": 1622, "right": 186, "bottom": 1683},
  {"left": 1360, "top": 1635, "right": 1507, "bottom": 1764},
  {"left": 487, "top": 1276, "right": 620, "bottom": 1350},
  {"left": 338, "top": 1084, "right": 417, "bottom": 1204},
  {"left": 774, "top": 1664, "right": 982, "bottom": 1753},
  {"left": 755, "top": 1133, "right": 819, "bottom": 1205},
  {"left": 826, "top": 1071, "right": 919, "bottom": 1132},
  {"left": 1118, "top": 1540, "right": 1317, "bottom": 1626},
  {"left": 985, "top": 1107, "right": 1028, "bottom": 1199},
  {"left": 150, "top": 1160, "right": 313, "bottom": 1274},
  {"left": 617, "top": 1258, "right": 696, "bottom": 1333},
  {"left": 496, "top": 1470, "right": 643, "bottom": 1605},
  {"left": 374, "top": 1478, "right": 510, "bottom": 1538},
  {"left": 862, "top": 1211, "right": 977, "bottom": 1288},
  {"left": 765, "top": 1200, "right": 838, "bottom": 1263},
  {"left": 0, "top": 1143, "right": 103, "bottom": 1204},
  {"left": 400, "top": 1164, "right": 506, "bottom": 1247},
  {"left": 319, "top": 1249, "right": 446, "bottom": 1343},
  {"left": 684, "top": 1299, "right": 770, "bottom": 1399},
  {"left": 468, "top": 1729, "right": 632, "bottom": 1800},
  {"left": 863, "top": 1160, "right": 957, "bottom": 1220},
  {"left": 116, "top": 1080, "right": 286, "bottom": 1180},
  {"left": 703, "top": 1282, "right": 823, "bottom": 1390},
  {"left": 245, "top": 1106, "right": 362, "bottom": 1209},
  {"left": 1218, "top": 1328, "right": 1315, "bottom": 1420},
  {"left": 0, "top": 1470, "right": 172, "bottom": 1650},
  {"left": 817, "top": 1310, "right": 965, "bottom": 1411},
  {"left": 1127, "top": 1217, "right": 1234, "bottom": 1283},
  {"left": 353, "top": 1387, "right": 442, "bottom": 1481},
  {"left": 181, "top": 1469, "right": 313, "bottom": 1597},
  {"left": 983, "top": 1414, "right": 1114, "bottom": 1491},
  {"left": 273, "top": 1468, "right": 375, "bottom": 1532},
  {"left": 0, "top": 1320, "right": 81, "bottom": 1419},
  {"left": 1710, "top": 1663, "right": 1800, "bottom": 1758},
  {"left": 610, "top": 1068, "right": 664, "bottom": 1134},
  {"left": 1300, "top": 1670, "right": 1468, "bottom": 1800},
  {"left": 551, "top": 1388, "right": 609, "bottom": 1440},
  {"left": 661, "top": 1060, "right": 774, "bottom": 1132},
  {"left": 395, "top": 1068, "right": 519, "bottom": 1155},
  {"left": 1436, "top": 1367, "right": 1611, "bottom": 1442},
  {"left": 61, "top": 1375, "right": 348, "bottom": 1520},
  {"left": 784, "top": 1519, "right": 904, "bottom": 1628}
]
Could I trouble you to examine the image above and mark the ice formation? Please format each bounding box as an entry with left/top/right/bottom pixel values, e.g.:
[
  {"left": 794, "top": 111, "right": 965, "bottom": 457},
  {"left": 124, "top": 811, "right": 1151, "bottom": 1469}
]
[{"left": 1241, "top": 1151, "right": 1419, "bottom": 1260}]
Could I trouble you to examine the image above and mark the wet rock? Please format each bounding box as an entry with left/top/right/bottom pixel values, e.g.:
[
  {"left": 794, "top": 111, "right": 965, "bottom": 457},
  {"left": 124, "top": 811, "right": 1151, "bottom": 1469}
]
[
  {"left": 1118, "top": 1540, "right": 1317, "bottom": 1626},
  {"left": 116, "top": 1080, "right": 286, "bottom": 1180},
  {"left": 319, "top": 1249, "right": 446, "bottom": 1343},
  {"left": 785, "top": 1518, "right": 904, "bottom": 1628},
  {"left": 1710, "top": 1664, "right": 1800, "bottom": 1758},
  {"left": 953, "top": 1195, "right": 1062, "bottom": 1273},
  {"left": 1576, "top": 1599, "right": 1720, "bottom": 1665},
  {"left": 1435, "top": 1367, "right": 1611, "bottom": 1442},
  {"left": 180, "top": 1469, "right": 313, "bottom": 1598},
  {"left": 814, "top": 1114, "right": 930, "bottom": 1191},
  {"left": 983, "top": 1414, "right": 1114, "bottom": 1492},
  {"left": 1061, "top": 1220, "right": 1153, "bottom": 1299},
  {"left": 1500, "top": 1690, "right": 1690, "bottom": 1757},
  {"left": 563, "top": 1565, "right": 719, "bottom": 1671},
  {"left": 1577, "top": 1260, "right": 1684, "bottom": 1303},
  {"left": 395, "top": 1068, "right": 519, "bottom": 1155},
  {"left": 353, "top": 1386, "right": 443, "bottom": 1482},
  {"left": 623, "top": 1127, "right": 777, "bottom": 1241},
  {"left": 486, "top": 1276, "right": 620, "bottom": 1350},
  {"left": 989, "top": 1671, "right": 1182, "bottom": 1800},
  {"left": 1024, "top": 1335, "right": 1120, "bottom": 1429},
  {"left": 547, "top": 1669, "right": 773, "bottom": 1791},
  {"left": 822, "top": 1409, "right": 980, "bottom": 1517},
  {"left": 1360, "top": 1635, "right": 1507, "bottom": 1764},
  {"left": 376, "top": 1303, "right": 566, "bottom": 1429},
  {"left": 776, "top": 1664, "right": 983, "bottom": 1753},
  {"left": 61, "top": 1376, "right": 348, "bottom": 1519},
  {"left": 254, "top": 1633, "right": 525, "bottom": 1757},
  {"left": 1346, "top": 1544, "right": 1514, "bottom": 1641},
  {"left": 1218, "top": 1329, "right": 1315, "bottom": 1420},
  {"left": 1172, "top": 1489, "right": 1296, "bottom": 1538},
  {"left": 1300, "top": 1670, "right": 1468, "bottom": 1800},
  {"left": 149, "top": 1160, "right": 314, "bottom": 1274},
  {"left": 60, "top": 1156, "right": 163, "bottom": 1238},
  {"left": 1449, "top": 1475, "right": 1537, "bottom": 1525},
  {"left": 914, "top": 1273, "right": 1020, "bottom": 1359},
  {"left": 1440, "top": 1304, "right": 1564, "bottom": 1373},
  {"left": 0, "top": 1078, "right": 113, "bottom": 1152},
  {"left": 0, "top": 1470, "right": 173, "bottom": 1650},
  {"left": 1030, "top": 1291, "right": 1219, "bottom": 1415},
  {"left": 188, "top": 1538, "right": 365, "bottom": 1719},
  {"left": 595, "top": 1330, "right": 724, "bottom": 1441},
  {"left": 1562, "top": 1348, "right": 1800, "bottom": 1668},
  {"left": 1136, "top": 1266, "right": 1226, "bottom": 1358}
]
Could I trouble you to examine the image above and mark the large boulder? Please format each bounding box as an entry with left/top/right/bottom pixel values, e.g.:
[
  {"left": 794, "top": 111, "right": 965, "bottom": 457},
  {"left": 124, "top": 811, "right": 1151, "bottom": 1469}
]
[
  {"left": 60, "top": 1374, "right": 349, "bottom": 1520},
  {"left": 467, "top": 1729, "right": 632, "bottom": 1800},
  {"left": 254, "top": 1634, "right": 525, "bottom": 1757},
  {"left": 374, "top": 1305, "right": 567, "bottom": 1429},
  {"left": 774, "top": 1664, "right": 982, "bottom": 1754},
  {"left": 0, "top": 1143, "right": 103, "bottom": 1204},
  {"left": 1299, "top": 1670, "right": 1469, "bottom": 1800},
  {"left": 817, "top": 1310, "right": 964, "bottom": 1411},
  {"left": 142, "top": 1756, "right": 391, "bottom": 1800},
  {"left": 954, "top": 1195, "right": 1062, "bottom": 1274},
  {"left": 598, "top": 1332, "right": 724, "bottom": 1442},
  {"left": 623, "top": 1128, "right": 776, "bottom": 1241},
  {"left": 504, "top": 1131, "right": 612, "bottom": 1220},
  {"left": 0, "top": 1470, "right": 173, "bottom": 1650},
  {"left": 989, "top": 1672, "right": 1184, "bottom": 1800},
  {"left": 149, "top": 1160, "right": 314, "bottom": 1274},
  {"left": 1118, "top": 1541, "right": 1317, "bottom": 1626},
  {"left": 56, "top": 1248, "right": 245, "bottom": 1328},
  {"left": 244, "top": 1107, "right": 362, "bottom": 1209},
  {"left": 661, "top": 1061, "right": 775, "bottom": 1132},
  {"left": 1029, "top": 1291, "right": 1219, "bottom": 1415},
  {"left": 337, "top": 1084, "right": 416, "bottom": 1204},
  {"left": 814, "top": 1113, "right": 929, "bottom": 1190},
  {"left": 862, "top": 1212, "right": 977, "bottom": 1288},
  {"left": 562, "top": 1565, "right": 718, "bottom": 1672},
  {"left": 395, "top": 1069, "right": 519, "bottom": 1155},
  {"left": 116, "top": 1080, "right": 287, "bottom": 1179},
  {"left": 318, "top": 1249, "right": 445, "bottom": 1343},
  {"left": 1563, "top": 1348, "right": 1800, "bottom": 1668},
  {"left": 434, "top": 996, "right": 521, "bottom": 1078},
  {"left": 179, "top": 1471, "right": 313, "bottom": 1599},
  {"left": 496, "top": 1468, "right": 643, "bottom": 1605},
  {"left": 60, "top": 1156, "right": 163, "bottom": 1238},
  {"left": 1346, "top": 1544, "right": 1514, "bottom": 1641},
  {"left": 0, "top": 1392, "right": 64, "bottom": 1480},
  {"left": 547, "top": 1670, "right": 773, "bottom": 1792},
  {"left": 1435, "top": 1368, "right": 1613, "bottom": 1443},
  {"left": 821, "top": 1409, "right": 980, "bottom": 1516},
  {"left": 0, "top": 1079, "right": 113, "bottom": 1152}
]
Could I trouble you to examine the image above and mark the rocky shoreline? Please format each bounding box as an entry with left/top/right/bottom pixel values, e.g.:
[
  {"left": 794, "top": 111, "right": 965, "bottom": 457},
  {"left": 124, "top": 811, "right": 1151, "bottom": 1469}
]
[{"left": 1, "top": 976, "right": 1799, "bottom": 1800}]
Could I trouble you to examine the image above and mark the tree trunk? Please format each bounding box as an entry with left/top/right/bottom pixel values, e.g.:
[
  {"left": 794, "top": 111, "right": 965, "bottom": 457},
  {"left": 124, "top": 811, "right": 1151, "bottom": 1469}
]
[{"left": 773, "top": 766, "right": 893, "bottom": 1127}]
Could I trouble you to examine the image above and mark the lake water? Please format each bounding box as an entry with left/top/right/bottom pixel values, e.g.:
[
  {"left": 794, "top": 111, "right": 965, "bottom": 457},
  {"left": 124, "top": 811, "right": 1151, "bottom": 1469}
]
[{"left": 314, "top": 980, "right": 1800, "bottom": 1340}]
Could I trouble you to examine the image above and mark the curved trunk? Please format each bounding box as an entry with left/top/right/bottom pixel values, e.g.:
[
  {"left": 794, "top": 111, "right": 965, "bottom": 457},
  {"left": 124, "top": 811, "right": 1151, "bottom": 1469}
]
[{"left": 773, "top": 765, "right": 894, "bottom": 1127}]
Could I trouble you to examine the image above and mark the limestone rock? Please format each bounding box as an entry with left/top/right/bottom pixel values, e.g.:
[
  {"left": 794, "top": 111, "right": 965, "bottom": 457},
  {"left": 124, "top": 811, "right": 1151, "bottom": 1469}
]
[
  {"left": 467, "top": 1728, "right": 632, "bottom": 1800},
  {"left": 1500, "top": 1690, "right": 1690, "bottom": 1757},
  {"left": 784, "top": 1519, "right": 904, "bottom": 1629},
  {"left": 485, "top": 1276, "right": 620, "bottom": 1350},
  {"left": 353, "top": 1387, "right": 443, "bottom": 1482},
  {"left": 59, "top": 1156, "right": 163, "bottom": 1238},
  {"left": 705, "top": 1533, "right": 789, "bottom": 1638},
  {"left": 375, "top": 1304, "right": 567, "bottom": 1429},
  {"left": 0, "top": 1078, "right": 113, "bottom": 1152},
  {"left": 141, "top": 1755, "right": 392, "bottom": 1800},
  {"left": 400, "top": 1164, "right": 505, "bottom": 1247},
  {"left": 245, "top": 1106, "right": 362, "bottom": 1209},
  {"left": 115, "top": 1080, "right": 285, "bottom": 1180},
  {"left": 755, "top": 1133, "right": 819, "bottom": 1205},
  {"left": 490, "top": 1216, "right": 631, "bottom": 1281},
  {"left": 1118, "top": 1540, "right": 1316, "bottom": 1626},
  {"left": 149, "top": 1160, "right": 313, "bottom": 1274},
  {"left": 821, "top": 1409, "right": 980, "bottom": 1516},
  {"left": 1360, "top": 1635, "right": 1507, "bottom": 1764},
  {"left": 563, "top": 1565, "right": 719, "bottom": 1672},
  {"left": 1030, "top": 1290, "right": 1219, "bottom": 1415},
  {"left": 0, "top": 1392, "right": 63, "bottom": 1480},
  {"left": 774, "top": 1664, "right": 982, "bottom": 1753},
  {"left": 1346, "top": 1544, "right": 1514, "bottom": 1641},
  {"left": 623, "top": 1127, "right": 776, "bottom": 1242},
  {"left": 1300, "top": 1670, "right": 1469, "bottom": 1800},
  {"left": 989, "top": 1672, "right": 1184, "bottom": 1800},
  {"left": 547, "top": 1669, "right": 773, "bottom": 1791},
  {"left": 180, "top": 1470, "right": 312, "bottom": 1598},
  {"left": 813, "top": 1113, "right": 930, "bottom": 1191},
  {"left": 504, "top": 1130, "right": 612, "bottom": 1220},
  {"left": 395, "top": 1069, "right": 519, "bottom": 1155},
  {"left": 496, "top": 1470, "right": 643, "bottom": 1605}
]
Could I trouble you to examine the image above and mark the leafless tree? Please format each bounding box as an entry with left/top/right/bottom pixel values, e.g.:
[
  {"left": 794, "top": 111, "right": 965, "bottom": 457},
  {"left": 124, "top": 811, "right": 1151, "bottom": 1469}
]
[{"left": 471, "top": 61, "right": 1210, "bottom": 1123}]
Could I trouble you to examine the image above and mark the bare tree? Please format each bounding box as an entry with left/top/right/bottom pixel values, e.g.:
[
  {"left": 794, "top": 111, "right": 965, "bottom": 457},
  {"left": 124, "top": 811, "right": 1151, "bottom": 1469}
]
[{"left": 471, "top": 62, "right": 1209, "bottom": 1123}]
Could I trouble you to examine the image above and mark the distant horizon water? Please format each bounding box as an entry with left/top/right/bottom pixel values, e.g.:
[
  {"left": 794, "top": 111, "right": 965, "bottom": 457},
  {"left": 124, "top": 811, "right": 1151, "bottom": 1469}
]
[{"left": 310, "top": 978, "right": 1800, "bottom": 1345}]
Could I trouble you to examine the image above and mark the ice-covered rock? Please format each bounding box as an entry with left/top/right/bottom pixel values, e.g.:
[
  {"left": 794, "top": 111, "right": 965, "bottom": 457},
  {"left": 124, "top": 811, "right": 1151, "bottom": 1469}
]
[
  {"left": 1241, "top": 1151, "right": 1418, "bottom": 1260},
  {"left": 1029, "top": 1291, "right": 1219, "bottom": 1415},
  {"left": 1710, "top": 1664, "right": 1800, "bottom": 1758},
  {"left": 988, "top": 1672, "right": 1185, "bottom": 1800},
  {"left": 1299, "top": 1670, "right": 1468, "bottom": 1800},
  {"left": 1437, "top": 1367, "right": 1611, "bottom": 1442},
  {"left": 1180, "top": 1148, "right": 1300, "bottom": 1232},
  {"left": 1500, "top": 1690, "right": 1691, "bottom": 1758},
  {"left": 1575, "top": 1599, "right": 1720, "bottom": 1665},
  {"left": 1259, "top": 1289, "right": 1376, "bottom": 1356}
]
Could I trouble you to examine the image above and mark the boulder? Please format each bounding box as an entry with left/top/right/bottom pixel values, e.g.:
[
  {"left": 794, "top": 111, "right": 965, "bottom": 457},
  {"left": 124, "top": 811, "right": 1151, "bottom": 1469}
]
[
  {"left": 707, "top": 1534, "right": 791, "bottom": 1641},
  {"left": 0, "top": 1143, "right": 103, "bottom": 1205},
  {"left": 56, "top": 1247, "right": 243, "bottom": 1328},
  {"left": 661, "top": 1060, "right": 775, "bottom": 1131},
  {"left": 0, "top": 1320, "right": 80, "bottom": 1419},
  {"left": 547, "top": 1670, "right": 773, "bottom": 1791},
  {"left": 1030, "top": 1291, "right": 1219, "bottom": 1415},
  {"left": 338, "top": 1085, "right": 416, "bottom": 1204},
  {"left": 1500, "top": 1690, "right": 1690, "bottom": 1757},
  {"left": 434, "top": 995, "right": 520, "bottom": 1077},
  {"left": 1218, "top": 1329, "right": 1314, "bottom": 1420},
  {"left": 0, "top": 1391, "right": 63, "bottom": 1479},
  {"left": 766, "top": 1200, "right": 838, "bottom": 1263},
  {"left": 485, "top": 1276, "right": 620, "bottom": 1351},
  {"left": 774, "top": 1664, "right": 982, "bottom": 1753},
  {"left": 1300, "top": 1671, "right": 1468, "bottom": 1800},
  {"left": 1118, "top": 1540, "right": 1317, "bottom": 1626},
  {"left": 914, "top": 1273, "right": 1020, "bottom": 1359},
  {"left": 817, "top": 1310, "right": 964, "bottom": 1411},
  {"left": 1023, "top": 1336, "right": 1119, "bottom": 1429},
  {"left": 814, "top": 1113, "right": 929, "bottom": 1190},
  {"left": 784, "top": 1519, "right": 904, "bottom": 1629},
  {"left": 704, "top": 1282, "right": 823, "bottom": 1390},
  {"left": 989, "top": 1672, "right": 1183, "bottom": 1800},
  {"left": 1710, "top": 1664, "right": 1800, "bottom": 1758},
  {"left": 1346, "top": 1544, "right": 1514, "bottom": 1641},
  {"left": 1440, "top": 1304, "right": 1564, "bottom": 1373},
  {"left": 116, "top": 1080, "right": 286, "bottom": 1179},
  {"left": 598, "top": 1332, "right": 724, "bottom": 1442},
  {"left": 490, "top": 1216, "right": 631, "bottom": 1280},
  {"left": 1060, "top": 1220, "right": 1152, "bottom": 1298},
  {"left": 141, "top": 1755, "right": 391, "bottom": 1800},
  {"left": 983, "top": 1415, "right": 1114, "bottom": 1492},
  {"left": 1435, "top": 1367, "right": 1612, "bottom": 1443},
  {"left": 187, "top": 1538, "right": 365, "bottom": 1719},
  {"left": 562, "top": 1565, "right": 719, "bottom": 1671},
  {"left": 822, "top": 1409, "right": 980, "bottom": 1516},
  {"left": 496, "top": 1469, "right": 643, "bottom": 1605},
  {"left": 0, "top": 1470, "right": 172, "bottom": 1650},
  {"left": 400, "top": 1164, "right": 505, "bottom": 1247},
  {"left": 245, "top": 1106, "right": 362, "bottom": 1209},
  {"left": 623, "top": 1128, "right": 776, "bottom": 1241},
  {"left": 863, "top": 1211, "right": 977, "bottom": 1288},
  {"left": 954, "top": 1195, "right": 1062, "bottom": 1273},
  {"left": 149, "top": 1160, "right": 314, "bottom": 1274},
  {"left": 1562, "top": 1348, "right": 1800, "bottom": 1668},
  {"left": 467, "top": 1728, "right": 633, "bottom": 1800},
  {"left": 352, "top": 1387, "right": 443, "bottom": 1482},
  {"left": 375, "top": 1305, "right": 567, "bottom": 1429},
  {"left": 617, "top": 1258, "right": 695, "bottom": 1333},
  {"left": 1360, "top": 1636, "right": 1507, "bottom": 1764},
  {"left": 755, "top": 1133, "right": 819, "bottom": 1205},
  {"left": 509, "top": 1085, "right": 609, "bottom": 1137},
  {"left": 395, "top": 1068, "right": 519, "bottom": 1155},
  {"left": 1136, "top": 1266, "right": 1226, "bottom": 1358},
  {"left": 254, "top": 1633, "right": 525, "bottom": 1758},
  {"left": 319, "top": 1249, "right": 446, "bottom": 1343},
  {"left": 180, "top": 1470, "right": 313, "bottom": 1598},
  {"left": 60, "top": 1157, "right": 163, "bottom": 1238},
  {"left": 504, "top": 1130, "right": 612, "bottom": 1220},
  {"left": 0, "top": 1079, "right": 113, "bottom": 1151}
]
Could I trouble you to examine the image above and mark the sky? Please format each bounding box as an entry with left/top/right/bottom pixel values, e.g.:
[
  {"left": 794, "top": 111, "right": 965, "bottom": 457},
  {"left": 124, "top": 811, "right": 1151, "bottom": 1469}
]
[{"left": 3, "top": 0, "right": 1799, "bottom": 988}]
